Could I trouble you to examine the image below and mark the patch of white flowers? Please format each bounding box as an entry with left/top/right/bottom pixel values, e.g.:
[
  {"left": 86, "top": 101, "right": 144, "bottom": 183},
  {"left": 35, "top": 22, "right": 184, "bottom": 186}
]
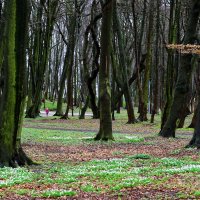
[
  {"left": 0, "top": 167, "right": 35, "bottom": 187},
  {"left": 125, "top": 136, "right": 140, "bottom": 139},
  {"left": 160, "top": 157, "right": 184, "bottom": 166},
  {"left": 161, "top": 165, "right": 200, "bottom": 174},
  {"left": 48, "top": 136, "right": 72, "bottom": 140}
]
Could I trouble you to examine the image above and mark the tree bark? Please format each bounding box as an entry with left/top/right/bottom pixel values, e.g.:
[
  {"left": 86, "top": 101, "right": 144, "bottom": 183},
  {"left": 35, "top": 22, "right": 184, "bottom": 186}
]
[
  {"left": 138, "top": 0, "right": 155, "bottom": 121},
  {"left": 113, "top": 1, "right": 136, "bottom": 124},
  {"left": 186, "top": 98, "right": 200, "bottom": 148},
  {"left": 188, "top": 106, "right": 197, "bottom": 128},
  {"left": 26, "top": 0, "right": 58, "bottom": 118},
  {"left": 159, "top": 0, "right": 200, "bottom": 137},
  {"left": 161, "top": 0, "right": 181, "bottom": 129},
  {"left": 94, "top": 0, "right": 114, "bottom": 141},
  {"left": 0, "top": 0, "right": 32, "bottom": 167},
  {"left": 151, "top": 0, "right": 160, "bottom": 123},
  {"left": 62, "top": 2, "right": 77, "bottom": 119}
]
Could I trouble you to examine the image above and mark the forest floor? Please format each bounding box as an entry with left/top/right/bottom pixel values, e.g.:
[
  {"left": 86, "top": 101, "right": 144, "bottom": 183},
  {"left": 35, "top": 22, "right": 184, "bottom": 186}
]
[{"left": 1, "top": 111, "right": 200, "bottom": 199}]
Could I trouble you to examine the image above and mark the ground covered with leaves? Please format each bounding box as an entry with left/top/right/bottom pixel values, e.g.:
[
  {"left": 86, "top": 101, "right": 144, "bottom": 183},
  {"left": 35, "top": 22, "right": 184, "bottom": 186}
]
[{"left": 1, "top": 112, "right": 200, "bottom": 199}]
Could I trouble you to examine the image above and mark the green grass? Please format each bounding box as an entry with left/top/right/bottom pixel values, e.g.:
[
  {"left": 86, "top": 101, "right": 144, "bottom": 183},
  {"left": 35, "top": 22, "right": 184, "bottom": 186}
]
[
  {"left": 41, "top": 100, "right": 84, "bottom": 113},
  {"left": 1, "top": 110, "right": 197, "bottom": 199},
  {"left": 22, "top": 127, "right": 145, "bottom": 145},
  {"left": 41, "top": 100, "right": 58, "bottom": 111},
  {"left": 0, "top": 167, "right": 36, "bottom": 188},
  {"left": 1, "top": 156, "right": 200, "bottom": 198},
  {"left": 40, "top": 190, "right": 76, "bottom": 198},
  {"left": 194, "top": 191, "right": 200, "bottom": 198}
]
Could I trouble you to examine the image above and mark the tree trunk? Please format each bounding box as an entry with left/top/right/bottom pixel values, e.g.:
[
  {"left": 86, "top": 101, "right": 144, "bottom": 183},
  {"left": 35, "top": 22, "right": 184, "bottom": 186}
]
[
  {"left": 188, "top": 106, "right": 197, "bottom": 128},
  {"left": 161, "top": 0, "right": 181, "bottom": 129},
  {"left": 151, "top": 0, "right": 160, "bottom": 123},
  {"left": 0, "top": 1, "right": 4, "bottom": 74},
  {"left": 132, "top": 0, "right": 147, "bottom": 122},
  {"left": 54, "top": 55, "right": 68, "bottom": 116},
  {"left": 62, "top": 3, "right": 77, "bottom": 119},
  {"left": 94, "top": 0, "right": 113, "bottom": 141},
  {"left": 159, "top": 0, "right": 200, "bottom": 137},
  {"left": 0, "top": 0, "right": 32, "bottom": 167},
  {"left": 138, "top": 0, "right": 155, "bottom": 121},
  {"left": 79, "top": 95, "right": 89, "bottom": 119},
  {"left": 186, "top": 99, "right": 200, "bottom": 148},
  {"left": 113, "top": 1, "right": 136, "bottom": 123},
  {"left": 82, "top": 14, "right": 102, "bottom": 119},
  {"left": 26, "top": 0, "right": 58, "bottom": 118},
  {"left": 188, "top": 66, "right": 200, "bottom": 128}
]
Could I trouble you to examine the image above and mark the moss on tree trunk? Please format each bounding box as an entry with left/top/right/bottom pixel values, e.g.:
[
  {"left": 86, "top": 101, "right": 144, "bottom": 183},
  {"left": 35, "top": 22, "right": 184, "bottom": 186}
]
[
  {"left": 159, "top": 0, "right": 200, "bottom": 138},
  {"left": 94, "top": 0, "right": 113, "bottom": 141},
  {"left": 0, "top": 0, "right": 32, "bottom": 167}
]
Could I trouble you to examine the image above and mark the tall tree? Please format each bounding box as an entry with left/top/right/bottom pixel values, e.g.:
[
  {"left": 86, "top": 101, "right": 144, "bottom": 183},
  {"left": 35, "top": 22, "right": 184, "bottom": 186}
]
[
  {"left": 113, "top": 1, "right": 136, "bottom": 124},
  {"left": 138, "top": 0, "right": 155, "bottom": 121},
  {"left": 161, "top": 0, "right": 181, "bottom": 129},
  {"left": 62, "top": 0, "right": 78, "bottom": 119},
  {"left": 150, "top": 0, "right": 161, "bottom": 123},
  {"left": 95, "top": 0, "right": 114, "bottom": 141},
  {"left": 54, "top": 1, "right": 77, "bottom": 117},
  {"left": 26, "top": 0, "right": 58, "bottom": 118},
  {"left": 159, "top": 0, "right": 200, "bottom": 138},
  {"left": 82, "top": 11, "right": 101, "bottom": 119},
  {"left": 0, "top": 0, "right": 32, "bottom": 167}
]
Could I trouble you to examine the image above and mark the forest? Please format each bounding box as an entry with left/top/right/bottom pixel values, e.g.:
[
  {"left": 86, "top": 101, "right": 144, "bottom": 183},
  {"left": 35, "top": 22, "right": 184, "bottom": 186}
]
[{"left": 0, "top": 0, "right": 200, "bottom": 199}]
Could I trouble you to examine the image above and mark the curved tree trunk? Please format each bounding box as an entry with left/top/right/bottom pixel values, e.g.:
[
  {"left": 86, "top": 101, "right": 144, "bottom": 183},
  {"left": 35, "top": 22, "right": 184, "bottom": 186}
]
[
  {"left": 82, "top": 14, "right": 102, "bottom": 119},
  {"left": 113, "top": 1, "right": 136, "bottom": 124},
  {"left": 177, "top": 106, "right": 190, "bottom": 128},
  {"left": 79, "top": 95, "right": 89, "bottom": 119},
  {"left": 54, "top": 8, "right": 77, "bottom": 117}
]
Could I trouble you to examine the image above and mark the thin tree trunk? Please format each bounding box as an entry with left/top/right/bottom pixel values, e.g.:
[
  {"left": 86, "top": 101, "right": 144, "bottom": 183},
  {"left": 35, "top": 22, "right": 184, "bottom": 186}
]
[
  {"left": 138, "top": 0, "right": 155, "bottom": 121},
  {"left": 62, "top": 3, "right": 77, "bottom": 119},
  {"left": 113, "top": 1, "right": 136, "bottom": 124},
  {"left": 151, "top": 0, "right": 160, "bottom": 123}
]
